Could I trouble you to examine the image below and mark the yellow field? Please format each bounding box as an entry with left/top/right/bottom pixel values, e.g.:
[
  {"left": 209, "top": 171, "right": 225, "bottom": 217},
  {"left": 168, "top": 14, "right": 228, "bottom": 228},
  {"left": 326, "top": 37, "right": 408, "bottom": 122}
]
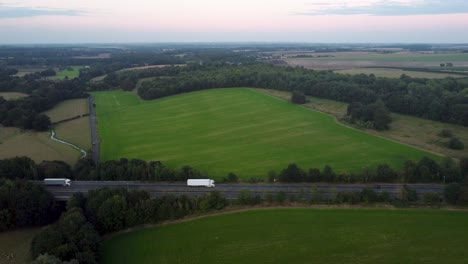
[
  {"left": 43, "top": 98, "right": 89, "bottom": 123},
  {"left": 255, "top": 89, "right": 468, "bottom": 159},
  {"left": 0, "top": 227, "right": 43, "bottom": 264},
  {"left": 54, "top": 117, "right": 91, "bottom": 150},
  {"left": 335, "top": 68, "right": 465, "bottom": 79},
  {"left": 0, "top": 92, "right": 28, "bottom": 100},
  {"left": 0, "top": 126, "right": 81, "bottom": 164}
]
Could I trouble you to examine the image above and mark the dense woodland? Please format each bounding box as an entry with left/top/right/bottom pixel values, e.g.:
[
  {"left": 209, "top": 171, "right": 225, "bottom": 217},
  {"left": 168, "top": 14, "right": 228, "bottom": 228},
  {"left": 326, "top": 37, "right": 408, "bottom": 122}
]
[{"left": 31, "top": 188, "right": 227, "bottom": 264}]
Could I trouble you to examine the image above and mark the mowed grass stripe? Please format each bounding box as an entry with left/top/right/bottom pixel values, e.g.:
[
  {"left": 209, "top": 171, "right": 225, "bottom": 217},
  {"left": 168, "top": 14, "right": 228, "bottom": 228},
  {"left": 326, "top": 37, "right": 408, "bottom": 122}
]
[
  {"left": 94, "top": 88, "right": 439, "bottom": 179},
  {"left": 102, "top": 209, "right": 468, "bottom": 264}
]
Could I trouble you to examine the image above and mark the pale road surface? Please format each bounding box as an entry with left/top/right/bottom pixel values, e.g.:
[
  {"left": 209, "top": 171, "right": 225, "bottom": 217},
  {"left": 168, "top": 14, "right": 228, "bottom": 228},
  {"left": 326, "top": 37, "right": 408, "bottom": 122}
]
[{"left": 36, "top": 181, "right": 445, "bottom": 201}]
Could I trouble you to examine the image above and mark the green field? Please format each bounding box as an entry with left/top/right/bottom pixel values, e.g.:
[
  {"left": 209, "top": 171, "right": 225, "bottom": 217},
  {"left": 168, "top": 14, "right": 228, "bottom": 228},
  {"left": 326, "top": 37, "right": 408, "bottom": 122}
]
[
  {"left": 256, "top": 89, "right": 468, "bottom": 159},
  {"left": 102, "top": 208, "right": 468, "bottom": 264},
  {"left": 0, "top": 227, "right": 43, "bottom": 264},
  {"left": 50, "top": 66, "right": 82, "bottom": 80},
  {"left": 94, "top": 88, "right": 439, "bottom": 179}
]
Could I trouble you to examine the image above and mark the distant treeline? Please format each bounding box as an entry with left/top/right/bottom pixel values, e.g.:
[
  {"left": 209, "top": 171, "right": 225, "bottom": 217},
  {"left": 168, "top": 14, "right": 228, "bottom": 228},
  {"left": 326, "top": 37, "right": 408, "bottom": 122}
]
[
  {"left": 113, "top": 63, "right": 468, "bottom": 127},
  {"left": 272, "top": 156, "right": 468, "bottom": 184},
  {"left": 1, "top": 156, "right": 467, "bottom": 184}
]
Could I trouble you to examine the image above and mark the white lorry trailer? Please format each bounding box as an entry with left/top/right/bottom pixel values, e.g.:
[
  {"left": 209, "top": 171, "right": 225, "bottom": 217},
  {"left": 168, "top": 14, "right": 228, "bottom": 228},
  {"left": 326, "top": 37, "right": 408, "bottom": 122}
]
[
  {"left": 43, "top": 178, "right": 71, "bottom": 186},
  {"left": 187, "top": 179, "right": 215, "bottom": 188}
]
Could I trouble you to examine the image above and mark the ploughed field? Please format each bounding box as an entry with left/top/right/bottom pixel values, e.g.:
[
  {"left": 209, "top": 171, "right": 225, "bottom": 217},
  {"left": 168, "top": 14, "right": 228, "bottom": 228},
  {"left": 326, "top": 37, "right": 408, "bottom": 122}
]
[
  {"left": 102, "top": 208, "right": 468, "bottom": 264},
  {"left": 94, "top": 88, "right": 438, "bottom": 179}
]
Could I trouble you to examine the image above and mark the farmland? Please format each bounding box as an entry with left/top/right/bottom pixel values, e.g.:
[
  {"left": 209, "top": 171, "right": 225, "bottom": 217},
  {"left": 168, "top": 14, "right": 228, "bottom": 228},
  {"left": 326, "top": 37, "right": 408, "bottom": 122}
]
[
  {"left": 0, "top": 227, "right": 43, "bottom": 264},
  {"left": 0, "top": 98, "right": 91, "bottom": 164},
  {"left": 50, "top": 66, "right": 82, "bottom": 80},
  {"left": 0, "top": 92, "right": 28, "bottom": 100},
  {"left": 102, "top": 208, "right": 468, "bottom": 264},
  {"left": 284, "top": 52, "right": 468, "bottom": 71},
  {"left": 335, "top": 68, "right": 465, "bottom": 79},
  {"left": 94, "top": 88, "right": 438, "bottom": 179},
  {"left": 256, "top": 89, "right": 468, "bottom": 159}
]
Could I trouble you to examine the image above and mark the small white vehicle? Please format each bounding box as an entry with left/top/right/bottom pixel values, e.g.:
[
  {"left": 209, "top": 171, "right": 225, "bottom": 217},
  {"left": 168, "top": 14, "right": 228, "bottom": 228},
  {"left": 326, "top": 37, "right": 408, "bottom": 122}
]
[
  {"left": 187, "top": 179, "right": 215, "bottom": 188},
  {"left": 43, "top": 178, "right": 71, "bottom": 187}
]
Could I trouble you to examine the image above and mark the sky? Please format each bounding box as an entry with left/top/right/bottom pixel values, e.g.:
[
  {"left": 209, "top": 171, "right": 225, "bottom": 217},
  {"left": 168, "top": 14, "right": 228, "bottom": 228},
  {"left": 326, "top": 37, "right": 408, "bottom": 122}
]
[{"left": 1, "top": 0, "right": 468, "bottom": 44}]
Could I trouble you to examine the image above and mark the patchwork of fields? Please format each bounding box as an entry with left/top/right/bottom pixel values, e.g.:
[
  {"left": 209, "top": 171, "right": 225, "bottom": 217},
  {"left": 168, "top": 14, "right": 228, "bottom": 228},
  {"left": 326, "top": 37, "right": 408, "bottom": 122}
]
[
  {"left": 94, "top": 88, "right": 439, "bottom": 179},
  {"left": 102, "top": 208, "right": 468, "bottom": 264}
]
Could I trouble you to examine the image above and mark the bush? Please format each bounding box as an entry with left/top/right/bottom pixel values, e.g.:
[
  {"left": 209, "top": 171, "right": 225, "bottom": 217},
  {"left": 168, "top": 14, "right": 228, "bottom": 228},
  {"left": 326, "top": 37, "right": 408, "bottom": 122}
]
[
  {"left": 334, "top": 191, "right": 361, "bottom": 204},
  {"left": 398, "top": 185, "right": 418, "bottom": 203},
  {"left": 291, "top": 91, "right": 306, "bottom": 104},
  {"left": 447, "top": 137, "right": 465, "bottom": 150},
  {"left": 438, "top": 129, "right": 453, "bottom": 138},
  {"left": 223, "top": 172, "right": 239, "bottom": 183},
  {"left": 360, "top": 187, "right": 379, "bottom": 203},
  {"left": 423, "top": 193, "right": 440, "bottom": 205},
  {"left": 237, "top": 189, "right": 262, "bottom": 205}
]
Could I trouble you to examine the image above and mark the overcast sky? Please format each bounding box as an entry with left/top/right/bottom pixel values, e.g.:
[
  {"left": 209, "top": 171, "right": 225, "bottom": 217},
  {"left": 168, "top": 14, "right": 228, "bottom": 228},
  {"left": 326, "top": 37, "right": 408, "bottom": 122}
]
[{"left": 1, "top": 0, "right": 468, "bottom": 44}]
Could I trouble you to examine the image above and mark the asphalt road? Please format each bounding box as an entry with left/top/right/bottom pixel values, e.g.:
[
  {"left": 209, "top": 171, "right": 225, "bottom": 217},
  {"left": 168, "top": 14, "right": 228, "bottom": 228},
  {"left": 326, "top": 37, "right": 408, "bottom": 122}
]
[
  {"left": 39, "top": 181, "right": 445, "bottom": 201},
  {"left": 88, "top": 96, "right": 99, "bottom": 163}
]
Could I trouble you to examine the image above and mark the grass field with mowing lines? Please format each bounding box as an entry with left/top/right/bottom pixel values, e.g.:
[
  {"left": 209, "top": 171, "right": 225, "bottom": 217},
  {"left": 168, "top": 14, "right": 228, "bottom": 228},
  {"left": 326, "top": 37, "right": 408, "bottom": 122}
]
[
  {"left": 0, "top": 92, "right": 28, "bottom": 100},
  {"left": 102, "top": 208, "right": 468, "bottom": 264},
  {"left": 335, "top": 68, "right": 465, "bottom": 79},
  {"left": 0, "top": 227, "right": 43, "bottom": 264},
  {"left": 94, "top": 88, "right": 439, "bottom": 179},
  {"left": 43, "top": 98, "right": 89, "bottom": 123},
  {"left": 256, "top": 89, "right": 468, "bottom": 159}
]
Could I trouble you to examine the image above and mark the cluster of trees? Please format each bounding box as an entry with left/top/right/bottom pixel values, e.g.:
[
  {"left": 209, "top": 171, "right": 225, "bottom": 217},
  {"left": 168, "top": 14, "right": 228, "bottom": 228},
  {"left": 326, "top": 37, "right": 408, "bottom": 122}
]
[
  {"left": 444, "top": 182, "right": 468, "bottom": 205},
  {"left": 274, "top": 156, "right": 467, "bottom": 184},
  {"left": 133, "top": 63, "right": 468, "bottom": 127},
  {"left": 346, "top": 100, "right": 392, "bottom": 130},
  {"left": 0, "top": 70, "right": 87, "bottom": 130},
  {"left": 438, "top": 129, "right": 465, "bottom": 150},
  {"left": 0, "top": 179, "right": 61, "bottom": 231},
  {"left": 290, "top": 91, "right": 307, "bottom": 104},
  {"left": 32, "top": 188, "right": 227, "bottom": 263}
]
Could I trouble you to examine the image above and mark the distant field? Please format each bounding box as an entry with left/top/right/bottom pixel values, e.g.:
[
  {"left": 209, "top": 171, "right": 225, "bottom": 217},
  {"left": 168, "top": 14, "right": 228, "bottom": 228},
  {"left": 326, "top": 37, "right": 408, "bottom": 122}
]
[
  {"left": 0, "top": 227, "right": 43, "bottom": 264},
  {"left": 50, "top": 66, "right": 82, "bottom": 80},
  {"left": 94, "top": 88, "right": 438, "bottom": 179},
  {"left": 0, "top": 92, "right": 28, "bottom": 100},
  {"left": 118, "top": 64, "right": 186, "bottom": 72},
  {"left": 335, "top": 68, "right": 465, "bottom": 79},
  {"left": 285, "top": 52, "right": 468, "bottom": 70},
  {"left": 43, "top": 98, "right": 89, "bottom": 123},
  {"left": 0, "top": 126, "right": 81, "bottom": 164},
  {"left": 102, "top": 208, "right": 468, "bottom": 264},
  {"left": 256, "top": 89, "right": 468, "bottom": 159},
  {"left": 13, "top": 67, "right": 47, "bottom": 77}
]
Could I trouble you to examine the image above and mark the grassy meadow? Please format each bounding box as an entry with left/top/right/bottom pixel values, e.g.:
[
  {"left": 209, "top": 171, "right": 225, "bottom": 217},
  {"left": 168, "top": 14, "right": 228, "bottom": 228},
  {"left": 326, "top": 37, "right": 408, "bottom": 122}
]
[
  {"left": 256, "top": 89, "right": 468, "bottom": 159},
  {"left": 94, "top": 88, "right": 439, "bottom": 179},
  {"left": 102, "top": 208, "right": 468, "bottom": 264},
  {"left": 0, "top": 227, "right": 43, "bottom": 264},
  {"left": 0, "top": 92, "right": 28, "bottom": 100},
  {"left": 43, "top": 98, "right": 89, "bottom": 123},
  {"left": 50, "top": 66, "right": 82, "bottom": 80}
]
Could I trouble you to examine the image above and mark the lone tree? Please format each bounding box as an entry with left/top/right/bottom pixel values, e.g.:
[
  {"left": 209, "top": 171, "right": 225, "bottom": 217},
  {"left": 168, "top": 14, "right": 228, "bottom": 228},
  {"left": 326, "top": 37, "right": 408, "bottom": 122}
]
[{"left": 291, "top": 91, "right": 306, "bottom": 104}]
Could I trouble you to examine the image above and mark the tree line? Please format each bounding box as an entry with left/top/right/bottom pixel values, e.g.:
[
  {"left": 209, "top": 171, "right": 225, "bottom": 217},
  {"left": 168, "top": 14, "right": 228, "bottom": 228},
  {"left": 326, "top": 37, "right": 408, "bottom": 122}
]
[
  {"left": 129, "top": 63, "right": 468, "bottom": 127},
  {"left": 1, "top": 156, "right": 467, "bottom": 184},
  {"left": 272, "top": 156, "right": 467, "bottom": 184}
]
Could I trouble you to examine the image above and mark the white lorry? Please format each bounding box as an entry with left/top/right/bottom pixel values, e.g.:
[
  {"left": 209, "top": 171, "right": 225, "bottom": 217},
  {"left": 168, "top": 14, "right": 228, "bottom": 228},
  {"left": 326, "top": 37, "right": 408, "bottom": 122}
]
[
  {"left": 43, "top": 178, "right": 71, "bottom": 187},
  {"left": 187, "top": 179, "right": 215, "bottom": 188}
]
